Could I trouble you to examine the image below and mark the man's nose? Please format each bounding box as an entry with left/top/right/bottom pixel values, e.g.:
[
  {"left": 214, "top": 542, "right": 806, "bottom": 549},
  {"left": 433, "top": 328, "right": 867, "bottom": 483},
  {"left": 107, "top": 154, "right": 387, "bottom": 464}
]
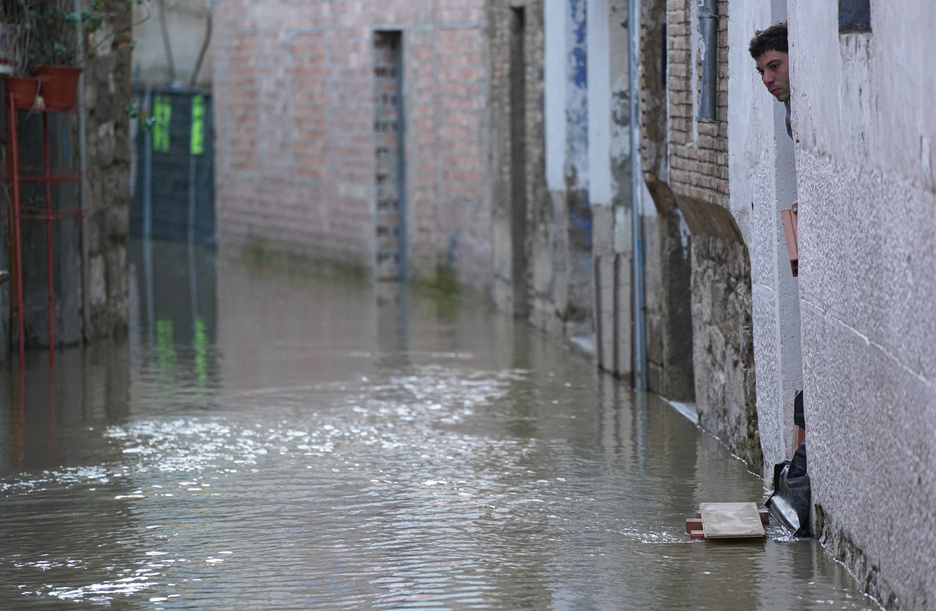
[{"left": 762, "top": 71, "right": 774, "bottom": 86}]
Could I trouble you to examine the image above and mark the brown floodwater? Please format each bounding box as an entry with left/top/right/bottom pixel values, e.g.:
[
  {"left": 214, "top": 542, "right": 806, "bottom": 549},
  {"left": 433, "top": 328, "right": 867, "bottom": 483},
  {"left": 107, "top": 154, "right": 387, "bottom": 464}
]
[{"left": 0, "top": 239, "right": 876, "bottom": 609}]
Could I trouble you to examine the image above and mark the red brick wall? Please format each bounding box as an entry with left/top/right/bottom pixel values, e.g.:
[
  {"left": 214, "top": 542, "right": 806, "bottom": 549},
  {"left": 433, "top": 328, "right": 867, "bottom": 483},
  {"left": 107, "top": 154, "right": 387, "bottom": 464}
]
[
  {"left": 666, "top": 0, "right": 729, "bottom": 206},
  {"left": 213, "top": 1, "right": 491, "bottom": 287}
]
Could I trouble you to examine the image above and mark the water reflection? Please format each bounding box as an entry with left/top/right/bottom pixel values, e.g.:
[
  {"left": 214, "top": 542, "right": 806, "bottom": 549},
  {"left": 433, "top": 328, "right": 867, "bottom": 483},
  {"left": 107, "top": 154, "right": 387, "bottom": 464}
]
[{"left": 0, "top": 239, "right": 877, "bottom": 609}]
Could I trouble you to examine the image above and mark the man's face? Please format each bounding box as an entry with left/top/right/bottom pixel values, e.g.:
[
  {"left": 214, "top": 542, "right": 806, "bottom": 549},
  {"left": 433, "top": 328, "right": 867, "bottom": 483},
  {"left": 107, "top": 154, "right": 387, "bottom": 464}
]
[{"left": 755, "top": 50, "right": 790, "bottom": 102}]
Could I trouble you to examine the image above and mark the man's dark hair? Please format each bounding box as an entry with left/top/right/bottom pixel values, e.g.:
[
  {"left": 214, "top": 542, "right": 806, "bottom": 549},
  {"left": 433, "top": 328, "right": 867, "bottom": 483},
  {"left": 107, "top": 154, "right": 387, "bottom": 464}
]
[{"left": 749, "top": 22, "right": 788, "bottom": 59}]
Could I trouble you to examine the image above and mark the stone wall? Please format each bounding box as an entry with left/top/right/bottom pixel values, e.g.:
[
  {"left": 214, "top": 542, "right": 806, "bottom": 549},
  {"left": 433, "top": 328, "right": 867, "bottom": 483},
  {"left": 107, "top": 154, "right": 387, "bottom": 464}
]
[
  {"left": 82, "top": 0, "right": 134, "bottom": 340},
  {"left": 0, "top": 0, "right": 131, "bottom": 356},
  {"left": 690, "top": 231, "right": 758, "bottom": 464}
]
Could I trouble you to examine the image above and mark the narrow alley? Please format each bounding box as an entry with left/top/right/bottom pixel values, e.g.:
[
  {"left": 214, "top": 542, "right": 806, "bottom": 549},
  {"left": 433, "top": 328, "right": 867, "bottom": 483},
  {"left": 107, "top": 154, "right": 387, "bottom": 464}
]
[{"left": 0, "top": 240, "right": 873, "bottom": 608}]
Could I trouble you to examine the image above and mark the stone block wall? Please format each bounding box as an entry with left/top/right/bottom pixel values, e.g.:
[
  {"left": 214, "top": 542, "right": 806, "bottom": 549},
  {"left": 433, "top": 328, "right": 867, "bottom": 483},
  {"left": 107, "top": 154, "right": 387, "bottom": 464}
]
[
  {"left": 82, "top": 0, "right": 134, "bottom": 340},
  {"left": 212, "top": 0, "right": 492, "bottom": 290},
  {"left": 0, "top": 0, "right": 131, "bottom": 355},
  {"left": 666, "top": 0, "right": 759, "bottom": 467}
]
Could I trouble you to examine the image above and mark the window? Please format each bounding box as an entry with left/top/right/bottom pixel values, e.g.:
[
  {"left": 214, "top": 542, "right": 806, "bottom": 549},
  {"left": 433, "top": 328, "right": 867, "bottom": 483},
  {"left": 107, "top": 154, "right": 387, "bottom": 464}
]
[{"left": 839, "top": 0, "right": 871, "bottom": 33}]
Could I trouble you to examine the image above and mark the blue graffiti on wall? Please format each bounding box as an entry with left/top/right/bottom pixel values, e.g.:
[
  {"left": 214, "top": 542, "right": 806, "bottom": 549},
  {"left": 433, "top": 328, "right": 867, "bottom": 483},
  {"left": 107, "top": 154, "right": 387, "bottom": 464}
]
[{"left": 567, "top": 0, "right": 592, "bottom": 249}]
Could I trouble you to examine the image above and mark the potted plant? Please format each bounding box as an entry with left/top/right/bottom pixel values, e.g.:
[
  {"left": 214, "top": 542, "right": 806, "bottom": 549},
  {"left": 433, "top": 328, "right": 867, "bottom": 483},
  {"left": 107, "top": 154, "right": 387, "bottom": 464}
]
[
  {"left": 2, "top": 0, "right": 112, "bottom": 111},
  {"left": 26, "top": 0, "right": 85, "bottom": 110},
  {"left": 0, "top": 0, "right": 40, "bottom": 109}
]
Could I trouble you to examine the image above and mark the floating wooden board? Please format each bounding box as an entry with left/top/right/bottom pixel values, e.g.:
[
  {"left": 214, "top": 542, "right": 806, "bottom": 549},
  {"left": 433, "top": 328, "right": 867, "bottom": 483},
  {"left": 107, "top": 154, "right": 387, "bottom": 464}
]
[{"left": 699, "top": 502, "right": 766, "bottom": 539}]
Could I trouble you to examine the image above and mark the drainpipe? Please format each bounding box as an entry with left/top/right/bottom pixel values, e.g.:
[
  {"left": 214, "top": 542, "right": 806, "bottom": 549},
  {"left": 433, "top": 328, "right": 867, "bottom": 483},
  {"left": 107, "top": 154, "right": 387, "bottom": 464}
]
[
  {"left": 143, "top": 87, "right": 153, "bottom": 242},
  {"left": 629, "top": 0, "right": 647, "bottom": 391},
  {"left": 698, "top": 0, "right": 717, "bottom": 120},
  {"left": 76, "top": 0, "right": 90, "bottom": 340},
  {"left": 143, "top": 87, "right": 155, "bottom": 345}
]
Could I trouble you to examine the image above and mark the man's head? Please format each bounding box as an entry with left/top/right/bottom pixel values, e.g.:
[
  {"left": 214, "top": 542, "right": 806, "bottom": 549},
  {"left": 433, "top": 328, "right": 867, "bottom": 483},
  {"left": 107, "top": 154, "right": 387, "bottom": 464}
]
[{"left": 749, "top": 22, "right": 790, "bottom": 103}]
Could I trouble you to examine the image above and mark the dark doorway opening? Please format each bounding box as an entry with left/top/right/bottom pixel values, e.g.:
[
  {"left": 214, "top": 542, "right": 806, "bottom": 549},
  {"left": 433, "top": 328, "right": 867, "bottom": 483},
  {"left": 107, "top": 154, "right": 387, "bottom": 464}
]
[{"left": 510, "top": 8, "right": 528, "bottom": 317}]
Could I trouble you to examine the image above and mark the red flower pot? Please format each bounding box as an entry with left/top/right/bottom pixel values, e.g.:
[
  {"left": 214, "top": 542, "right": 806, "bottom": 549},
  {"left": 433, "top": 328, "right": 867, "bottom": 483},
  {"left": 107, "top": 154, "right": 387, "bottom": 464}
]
[
  {"left": 34, "top": 65, "right": 83, "bottom": 111},
  {"left": 4, "top": 75, "right": 41, "bottom": 110}
]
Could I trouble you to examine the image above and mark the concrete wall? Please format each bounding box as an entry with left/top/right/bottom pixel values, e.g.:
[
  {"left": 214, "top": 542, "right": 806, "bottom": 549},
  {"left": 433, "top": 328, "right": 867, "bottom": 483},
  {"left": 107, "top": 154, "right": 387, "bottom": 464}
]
[
  {"left": 526, "top": 0, "right": 594, "bottom": 345},
  {"left": 212, "top": 0, "right": 492, "bottom": 289},
  {"left": 489, "top": 0, "right": 543, "bottom": 318},
  {"left": 789, "top": 2, "right": 936, "bottom": 606}
]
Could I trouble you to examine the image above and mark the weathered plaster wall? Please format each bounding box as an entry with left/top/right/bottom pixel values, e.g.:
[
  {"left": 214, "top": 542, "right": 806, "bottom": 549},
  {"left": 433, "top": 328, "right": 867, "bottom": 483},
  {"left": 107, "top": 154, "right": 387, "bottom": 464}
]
[
  {"left": 587, "top": 0, "right": 633, "bottom": 377},
  {"left": 529, "top": 0, "right": 592, "bottom": 345},
  {"left": 489, "top": 0, "right": 543, "bottom": 318},
  {"left": 83, "top": 0, "right": 134, "bottom": 339},
  {"left": 789, "top": 2, "right": 936, "bottom": 606}
]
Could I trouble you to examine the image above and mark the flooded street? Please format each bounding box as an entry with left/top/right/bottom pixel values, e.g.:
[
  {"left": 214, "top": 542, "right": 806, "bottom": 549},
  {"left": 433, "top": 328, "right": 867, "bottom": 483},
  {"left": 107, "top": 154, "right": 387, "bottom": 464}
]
[{"left": 0, "top": 240, "right": 873, "bottom": 609}]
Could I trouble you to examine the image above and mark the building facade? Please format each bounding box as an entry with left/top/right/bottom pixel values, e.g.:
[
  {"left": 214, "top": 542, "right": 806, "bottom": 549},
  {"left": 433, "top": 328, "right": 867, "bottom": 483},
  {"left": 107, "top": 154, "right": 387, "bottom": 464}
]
[
  {"left": 791, "top": 1, "right": 936, "bottom": 605},
  {"left": 213, "top": 0, "right": 493, "bottom": 289},
  {"left": 209, "top": 2, "right": 935, "bottom": 606}
]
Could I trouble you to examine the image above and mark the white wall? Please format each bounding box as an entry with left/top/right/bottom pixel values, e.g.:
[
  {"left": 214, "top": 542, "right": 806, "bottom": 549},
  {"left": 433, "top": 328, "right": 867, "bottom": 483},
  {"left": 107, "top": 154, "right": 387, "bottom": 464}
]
[
  {"left": 790, "top": 0, "right": 936, "bottom": 604},
  {"left": 727, "top": 0, "right": 802, "bottom": 475},
  {"left": 544, "top": 0, "right": 567, "bottom": 191},
  {"left": 587, "top": 0, "right": 611, "bottom": 207}
]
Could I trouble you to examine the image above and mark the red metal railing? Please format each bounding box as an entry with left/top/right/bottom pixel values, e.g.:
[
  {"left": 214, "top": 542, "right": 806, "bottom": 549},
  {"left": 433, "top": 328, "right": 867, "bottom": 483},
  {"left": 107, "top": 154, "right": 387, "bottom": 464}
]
[{"left": 5, "top": 92, "right": 83, "bottom": 368}]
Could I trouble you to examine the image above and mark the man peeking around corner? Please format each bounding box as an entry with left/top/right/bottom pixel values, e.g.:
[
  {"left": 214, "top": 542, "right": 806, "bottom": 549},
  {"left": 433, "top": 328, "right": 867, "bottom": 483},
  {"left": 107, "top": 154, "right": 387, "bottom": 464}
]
[
  {"left": 749, "top": 22, "right": 792, "bottom": 140},
  {"left": 749, "top": 21, "right": 806, "bottom": 455}
]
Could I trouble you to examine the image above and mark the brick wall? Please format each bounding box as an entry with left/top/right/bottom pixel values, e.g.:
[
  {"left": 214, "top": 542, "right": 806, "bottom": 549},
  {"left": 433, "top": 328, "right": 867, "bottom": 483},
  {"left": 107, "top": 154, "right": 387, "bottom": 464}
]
[
  {"left": 666, "top": 0, "right": 760, "bottom": 468},
  {"left": 667, "top": 0, "right": 729, "bottom": 207},
  {"left": 213, "top": 0, "right": 491, "bottom": 289}
]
